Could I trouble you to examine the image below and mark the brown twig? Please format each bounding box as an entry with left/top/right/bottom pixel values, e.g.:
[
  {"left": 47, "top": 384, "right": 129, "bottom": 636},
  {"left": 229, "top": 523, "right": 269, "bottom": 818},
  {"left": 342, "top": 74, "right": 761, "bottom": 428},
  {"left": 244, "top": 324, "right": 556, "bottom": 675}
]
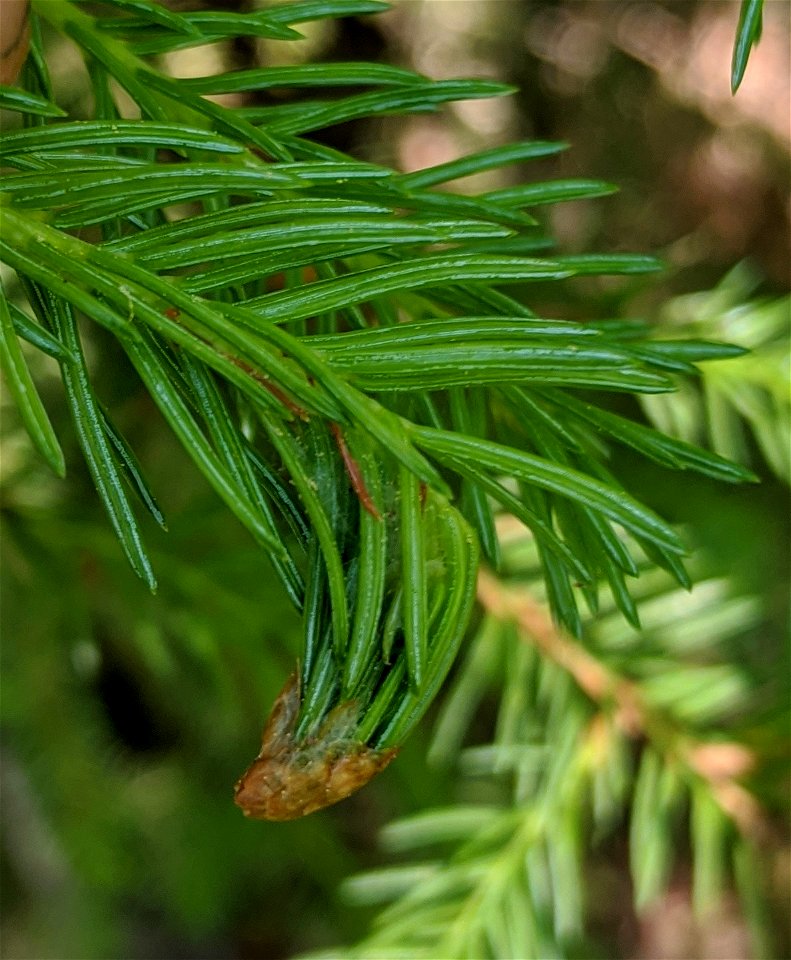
[
  {"left": 475, "top": 567, "right": 767, "bottom": 840},
  {"left": 227, "top": 355, "right": 308, "bottom": 420},
  {"left": 330, "top": 422, "right": 381, "bottom": 520}
]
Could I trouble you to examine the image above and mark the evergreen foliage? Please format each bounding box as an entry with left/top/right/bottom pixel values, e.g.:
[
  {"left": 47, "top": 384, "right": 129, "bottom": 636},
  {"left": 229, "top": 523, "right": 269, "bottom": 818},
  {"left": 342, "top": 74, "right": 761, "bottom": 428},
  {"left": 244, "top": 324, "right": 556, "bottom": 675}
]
[
  {"left": 0, "top": 0, "right": 758, "bottom": 756},
  {"left": 641, "top": 265, "right": 790, "bottom": 485},
  {"left": 319, "top": 523, "right": 782, "bottom": 958},
  {"left": 0, "top": 0, "right": 785, "bottom": 956}
]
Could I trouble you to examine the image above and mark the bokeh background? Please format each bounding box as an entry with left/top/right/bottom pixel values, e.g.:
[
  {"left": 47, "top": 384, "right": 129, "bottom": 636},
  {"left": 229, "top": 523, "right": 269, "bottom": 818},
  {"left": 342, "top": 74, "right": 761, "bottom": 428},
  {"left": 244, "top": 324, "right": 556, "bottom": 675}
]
[{"left": 1, "top": 1, "right": 788, "bottom": 957}]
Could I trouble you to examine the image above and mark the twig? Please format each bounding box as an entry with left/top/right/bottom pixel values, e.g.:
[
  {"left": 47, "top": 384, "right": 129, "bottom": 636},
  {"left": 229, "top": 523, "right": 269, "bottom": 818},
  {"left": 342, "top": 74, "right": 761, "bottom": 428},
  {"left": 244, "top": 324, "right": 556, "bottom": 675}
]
[{"left": 475, "top": 567, "right": 767, "bottom": 840}]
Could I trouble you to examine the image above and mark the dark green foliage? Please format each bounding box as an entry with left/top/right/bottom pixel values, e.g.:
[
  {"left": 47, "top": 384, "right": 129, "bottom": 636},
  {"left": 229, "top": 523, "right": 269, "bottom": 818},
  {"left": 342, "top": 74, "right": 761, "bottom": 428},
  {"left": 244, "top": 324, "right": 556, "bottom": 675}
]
[{"left": 0, "top": 0, "right": 760, "bottom": 754}]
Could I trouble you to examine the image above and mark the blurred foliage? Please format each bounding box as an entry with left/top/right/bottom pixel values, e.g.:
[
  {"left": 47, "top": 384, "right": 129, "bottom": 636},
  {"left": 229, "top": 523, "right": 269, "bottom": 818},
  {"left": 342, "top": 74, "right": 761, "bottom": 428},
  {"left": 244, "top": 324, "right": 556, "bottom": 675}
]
[
  {"left": 314, "top": 529, "right": 781, "bottom": 959},
  {"left": 642, "top": 264, "right": 790, "bottom": 484},
  {"left": 1, "top": 1, "right": 789, "bottom": 959}
]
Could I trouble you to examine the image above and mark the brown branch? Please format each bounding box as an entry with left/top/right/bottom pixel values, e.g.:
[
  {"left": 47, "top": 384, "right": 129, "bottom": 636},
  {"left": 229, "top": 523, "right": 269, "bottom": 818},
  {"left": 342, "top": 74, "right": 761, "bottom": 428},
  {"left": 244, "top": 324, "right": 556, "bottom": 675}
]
[{"left": 475, "top": 567, "right": 767, "bottom": 840}]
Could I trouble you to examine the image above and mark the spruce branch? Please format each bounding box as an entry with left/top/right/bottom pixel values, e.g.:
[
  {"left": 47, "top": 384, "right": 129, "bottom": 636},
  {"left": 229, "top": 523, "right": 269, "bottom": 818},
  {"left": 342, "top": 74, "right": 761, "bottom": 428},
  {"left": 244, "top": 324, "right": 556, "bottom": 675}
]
[
  {"left": 641, "top": 266, "right": 790, "bottom": 485},
  {"left": 324, "top": 523, "right": 776, "bottom": 959},
  {"left": 475, "top": 565, "right": 765, "bottom": 841},
  {"left": 0, "top": 0, "right": 762, "bottom": 822}
]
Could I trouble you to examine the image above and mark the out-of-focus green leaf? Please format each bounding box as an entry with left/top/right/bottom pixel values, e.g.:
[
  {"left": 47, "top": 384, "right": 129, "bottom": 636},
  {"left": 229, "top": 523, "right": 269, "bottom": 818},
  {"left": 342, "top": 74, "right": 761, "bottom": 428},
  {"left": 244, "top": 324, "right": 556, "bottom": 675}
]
[
  {"left": 547, "top": 392, "right": 759, "bottom": 483},
  {"left": 0, "top": 283, "right": 65, "bottom": 477}
]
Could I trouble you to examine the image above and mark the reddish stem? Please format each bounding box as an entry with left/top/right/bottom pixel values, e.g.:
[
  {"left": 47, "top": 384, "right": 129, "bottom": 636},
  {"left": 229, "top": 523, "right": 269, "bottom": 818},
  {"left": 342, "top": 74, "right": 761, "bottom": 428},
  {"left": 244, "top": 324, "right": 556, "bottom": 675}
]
[
  {"left": 330, "top": 422, "right": 381, "bottom": 520},
  {"left": 228, "top": 356, "right": 308, "bottom": 420}
]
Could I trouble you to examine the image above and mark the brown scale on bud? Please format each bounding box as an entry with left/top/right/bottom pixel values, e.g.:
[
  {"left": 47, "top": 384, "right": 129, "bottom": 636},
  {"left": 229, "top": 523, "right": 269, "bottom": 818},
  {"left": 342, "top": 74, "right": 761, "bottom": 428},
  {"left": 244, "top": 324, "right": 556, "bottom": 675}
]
[{"left": 234, "top": 673, "right": 398, "bottom": 821}]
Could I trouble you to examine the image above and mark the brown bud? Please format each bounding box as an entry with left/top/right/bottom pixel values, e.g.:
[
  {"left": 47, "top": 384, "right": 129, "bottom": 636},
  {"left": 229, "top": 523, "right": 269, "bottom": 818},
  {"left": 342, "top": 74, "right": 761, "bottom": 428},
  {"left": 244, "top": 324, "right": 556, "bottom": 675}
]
[{"left": 234, "top": 673, "right": 398, "bottom": 821}]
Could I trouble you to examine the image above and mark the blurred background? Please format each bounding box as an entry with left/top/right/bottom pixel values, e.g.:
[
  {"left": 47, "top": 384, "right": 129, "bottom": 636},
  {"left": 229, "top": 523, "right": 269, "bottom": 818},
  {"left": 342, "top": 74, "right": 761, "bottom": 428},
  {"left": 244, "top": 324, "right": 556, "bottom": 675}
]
[{"left": 1, "top": 1, "right": 788, "bottom": 957}]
